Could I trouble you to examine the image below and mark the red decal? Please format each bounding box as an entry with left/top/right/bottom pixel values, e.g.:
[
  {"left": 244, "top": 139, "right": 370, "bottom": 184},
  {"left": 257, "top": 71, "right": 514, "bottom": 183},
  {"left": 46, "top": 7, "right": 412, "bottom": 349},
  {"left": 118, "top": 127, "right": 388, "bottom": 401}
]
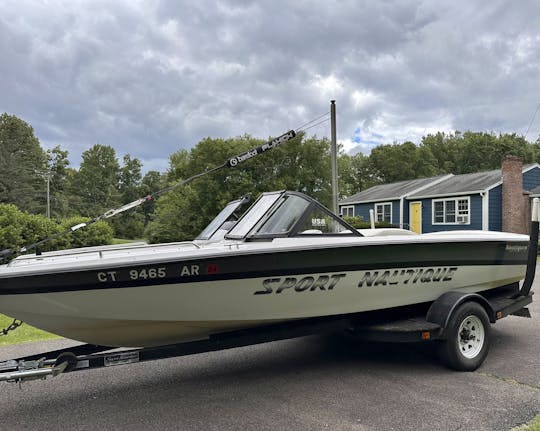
[{"left": 207, "top": 264, "right": 219, "bottom": 274}]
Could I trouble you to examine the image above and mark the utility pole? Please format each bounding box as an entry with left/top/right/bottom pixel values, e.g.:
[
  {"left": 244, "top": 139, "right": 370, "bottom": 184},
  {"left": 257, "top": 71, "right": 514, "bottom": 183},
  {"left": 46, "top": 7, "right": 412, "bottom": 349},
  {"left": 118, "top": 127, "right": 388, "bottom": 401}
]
[
  {"left": 45, "top": 172, "right": 51, "bottom": 218},
  {"left": 330, "top": 100, "right": 338, "bottom": 214}
]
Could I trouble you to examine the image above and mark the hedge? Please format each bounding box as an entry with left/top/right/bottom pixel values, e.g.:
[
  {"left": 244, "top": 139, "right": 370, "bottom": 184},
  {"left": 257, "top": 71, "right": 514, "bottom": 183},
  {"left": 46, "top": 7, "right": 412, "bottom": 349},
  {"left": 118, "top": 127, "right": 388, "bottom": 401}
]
[
  {"left": 0, "top": 204, "right": 114, "bottom": 257},
  {"left": 342, "top": 215, "right": 394, "bottom": 229}
]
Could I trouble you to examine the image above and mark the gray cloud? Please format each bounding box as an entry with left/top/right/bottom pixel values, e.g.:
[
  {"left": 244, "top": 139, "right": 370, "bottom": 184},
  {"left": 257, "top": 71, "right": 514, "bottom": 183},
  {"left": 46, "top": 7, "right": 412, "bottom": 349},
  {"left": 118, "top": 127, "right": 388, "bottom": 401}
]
[{"left": 1, "top": 0, "right": 539, "bottom": 173}]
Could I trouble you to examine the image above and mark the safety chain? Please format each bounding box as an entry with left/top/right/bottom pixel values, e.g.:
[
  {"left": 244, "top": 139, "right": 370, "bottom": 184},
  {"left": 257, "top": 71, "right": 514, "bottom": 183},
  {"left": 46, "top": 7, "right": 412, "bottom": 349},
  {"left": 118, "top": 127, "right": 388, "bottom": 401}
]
[{"left": 0, "top": 319, "right": 23, "bottom": 336}]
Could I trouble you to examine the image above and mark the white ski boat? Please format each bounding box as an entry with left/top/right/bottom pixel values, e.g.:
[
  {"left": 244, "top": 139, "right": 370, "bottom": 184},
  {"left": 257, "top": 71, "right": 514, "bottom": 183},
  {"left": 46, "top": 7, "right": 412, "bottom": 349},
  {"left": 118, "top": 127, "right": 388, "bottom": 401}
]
[{"left": 0, "top": 190, "right": 530, "bottom": 347}]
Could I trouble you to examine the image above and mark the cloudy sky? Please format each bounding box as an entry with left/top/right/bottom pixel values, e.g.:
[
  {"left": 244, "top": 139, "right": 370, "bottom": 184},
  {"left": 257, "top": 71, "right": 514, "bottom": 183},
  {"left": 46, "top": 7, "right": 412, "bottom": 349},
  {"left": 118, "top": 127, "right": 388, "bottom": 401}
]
[{"left": 1, "top": 0, "right": 539, "bottom": 172}]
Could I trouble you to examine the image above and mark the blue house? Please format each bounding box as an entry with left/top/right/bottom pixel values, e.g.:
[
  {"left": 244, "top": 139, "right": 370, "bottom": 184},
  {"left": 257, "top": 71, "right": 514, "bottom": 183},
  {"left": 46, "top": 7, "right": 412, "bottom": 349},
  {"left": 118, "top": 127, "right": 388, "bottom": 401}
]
[{"left": 339, "top": 157, "right": 540, "bottom": 234}]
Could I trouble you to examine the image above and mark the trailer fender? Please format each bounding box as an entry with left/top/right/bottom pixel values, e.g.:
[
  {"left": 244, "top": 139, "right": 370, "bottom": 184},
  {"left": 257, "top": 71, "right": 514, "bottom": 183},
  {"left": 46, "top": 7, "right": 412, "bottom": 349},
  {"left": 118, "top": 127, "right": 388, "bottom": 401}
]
[{"left": 426, "top": 291, "right": 496, "bottom": 333}]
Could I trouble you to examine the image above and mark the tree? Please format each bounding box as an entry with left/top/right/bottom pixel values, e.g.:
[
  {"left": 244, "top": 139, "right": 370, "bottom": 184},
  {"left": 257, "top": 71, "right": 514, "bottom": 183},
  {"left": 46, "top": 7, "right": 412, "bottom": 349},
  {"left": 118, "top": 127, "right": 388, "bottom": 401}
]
[
  {"left": 420, "top": 132, "right": 460, "bottom": 174},
  {"left": 0, "top": 113, "right": 47, "bottom": 213},
  {"left": 70, "top": 145, "right": 120, "bottom": 216},
  {"left": 145, "top": 133, "right": 337, "bottom": 243},
  {"left": 369, "top": 141, "right": 438, "bottom": 183},
  {"left": 343, "top": 152, "right": 381, "bottom": 195},
  {"left": 421, "top": 131, "right": 538, "bottom": 175},
  {"left": 140, "top": 170, "right": 163, "bottom": 223},
  {"left": 119, "top": 154, "right": 143, "bottom": 201},
  {"left": 46, "top": 146, "right": 71, "bottom": 218},
  {"left": 111, "top": 154, "right": 145, "bottom": 239}
]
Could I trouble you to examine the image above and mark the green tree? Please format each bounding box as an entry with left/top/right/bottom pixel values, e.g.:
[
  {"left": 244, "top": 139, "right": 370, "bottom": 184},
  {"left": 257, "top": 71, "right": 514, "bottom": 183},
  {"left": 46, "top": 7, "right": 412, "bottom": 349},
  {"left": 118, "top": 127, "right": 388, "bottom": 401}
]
[
  {"left": 344, "top": 152, "right": 381, "bottom": 195},
  {"left": 0, "top": 113, "right": 47, "bottom": 213},
  {"left": 421, "top": 131, "right": 538, "bottom": 175},
  {"left": 46, "top": 146, "right": 71, "bottom": 218},
  {"left": 119, "top": 154, "right": 143, "bottom": 201},
  {"left": 145, "top": 133, "right": 336, "bottom": 243},
  {"left": 140, "top": 170, "right": 164, "bottom": 223},
  {"left": 420, "top": 132, "right": 461, "bottom": 174},
  {"left": 71, "top": 145, "right": 120, "bottom": 216},
  {"left": 369, "top": 141, "right": 437, "bottom": 182},
  {"left": 111, "top": 154, "right": 145, "bottom": 239}
]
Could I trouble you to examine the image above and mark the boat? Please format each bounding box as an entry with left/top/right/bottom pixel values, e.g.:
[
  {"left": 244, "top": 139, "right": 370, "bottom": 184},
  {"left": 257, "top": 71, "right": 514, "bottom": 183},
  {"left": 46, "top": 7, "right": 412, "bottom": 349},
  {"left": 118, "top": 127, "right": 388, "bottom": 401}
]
[{"left": 0, "top": 190, "right": 530, "bottom": 348}]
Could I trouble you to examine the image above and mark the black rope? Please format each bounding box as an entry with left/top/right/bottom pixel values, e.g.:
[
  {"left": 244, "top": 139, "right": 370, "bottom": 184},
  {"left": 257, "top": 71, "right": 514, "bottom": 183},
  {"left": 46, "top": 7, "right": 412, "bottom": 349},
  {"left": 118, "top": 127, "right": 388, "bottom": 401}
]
[
  {"left": 0, "top": 129, "right": 298, "bottom": 263},
  {"left": 0, "top": 107, "right": 334, "bottom": 264}
]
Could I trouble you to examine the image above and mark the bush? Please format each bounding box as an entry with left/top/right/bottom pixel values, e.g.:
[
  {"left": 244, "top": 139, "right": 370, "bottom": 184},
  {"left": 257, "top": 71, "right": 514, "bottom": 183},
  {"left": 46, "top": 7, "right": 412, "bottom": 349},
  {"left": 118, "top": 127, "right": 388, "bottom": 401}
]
[
  {"left": 60, "top": 217, "right": 114, "bottom": 248},
  {"left": 0, "top": 204, "right": 60, "bottom": 252},
  {"left": 0, "top": 205, "right": 115, "bottom": 259},
  {"left": 342, "top": 215, "right": 393, "bottom": 229}
]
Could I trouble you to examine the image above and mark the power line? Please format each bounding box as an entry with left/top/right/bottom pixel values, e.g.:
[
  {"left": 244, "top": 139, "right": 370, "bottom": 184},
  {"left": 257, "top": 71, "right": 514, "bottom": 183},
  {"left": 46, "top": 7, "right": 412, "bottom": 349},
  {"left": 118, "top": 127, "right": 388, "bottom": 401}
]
[
  {"left": 298, "top": 117, "right": 330, "bottom": 133},
  {"left": 524, "top": 102, "right": 540, "bottom": 139},
  {"left": 296, "top": 112, "right": 330, "bottom": 132}
]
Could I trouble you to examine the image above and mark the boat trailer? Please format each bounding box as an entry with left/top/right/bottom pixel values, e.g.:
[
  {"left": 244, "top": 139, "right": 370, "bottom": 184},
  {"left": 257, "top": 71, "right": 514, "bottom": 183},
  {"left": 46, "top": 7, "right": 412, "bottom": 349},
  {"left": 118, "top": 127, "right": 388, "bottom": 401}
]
[{"left": 0, "top": 203, "right": 537, "bottom": 383}]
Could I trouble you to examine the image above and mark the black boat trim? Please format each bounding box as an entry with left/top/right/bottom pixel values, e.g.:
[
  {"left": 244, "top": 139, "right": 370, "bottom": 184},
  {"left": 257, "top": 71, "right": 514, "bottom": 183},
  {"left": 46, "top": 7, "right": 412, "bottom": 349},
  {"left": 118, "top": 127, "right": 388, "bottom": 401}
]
[{"left": 0, "top": 240, "right": 528, "bottom": 295}]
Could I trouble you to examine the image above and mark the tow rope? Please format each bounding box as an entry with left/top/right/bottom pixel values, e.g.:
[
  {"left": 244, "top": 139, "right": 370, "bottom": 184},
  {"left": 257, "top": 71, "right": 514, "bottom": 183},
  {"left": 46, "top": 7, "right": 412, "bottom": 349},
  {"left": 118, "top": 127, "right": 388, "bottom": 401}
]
[{"left": 0, "top": 129, "right": 297, "bottom": 263}]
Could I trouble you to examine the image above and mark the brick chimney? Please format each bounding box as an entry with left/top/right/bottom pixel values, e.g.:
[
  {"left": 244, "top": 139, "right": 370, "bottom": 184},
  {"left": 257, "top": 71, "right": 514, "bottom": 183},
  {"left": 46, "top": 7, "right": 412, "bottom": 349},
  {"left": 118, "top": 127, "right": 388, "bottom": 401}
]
[{"left": 502, "top": 155, "right": 527, "bottom": 234}]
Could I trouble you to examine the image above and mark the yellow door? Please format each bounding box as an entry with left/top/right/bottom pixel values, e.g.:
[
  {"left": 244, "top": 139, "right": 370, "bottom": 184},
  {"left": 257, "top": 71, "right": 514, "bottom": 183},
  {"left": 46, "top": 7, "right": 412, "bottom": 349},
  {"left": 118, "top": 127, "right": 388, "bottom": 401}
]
[{"left": 410, "top": 202, "right": 422, "bottom": 233}]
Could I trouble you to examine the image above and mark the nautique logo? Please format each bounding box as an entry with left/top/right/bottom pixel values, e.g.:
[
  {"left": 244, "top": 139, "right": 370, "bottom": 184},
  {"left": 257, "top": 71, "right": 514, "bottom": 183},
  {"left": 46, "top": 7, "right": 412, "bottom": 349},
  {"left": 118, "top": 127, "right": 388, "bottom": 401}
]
[{"left": 357, "top": 267, "right": 458, "bottom": 287}]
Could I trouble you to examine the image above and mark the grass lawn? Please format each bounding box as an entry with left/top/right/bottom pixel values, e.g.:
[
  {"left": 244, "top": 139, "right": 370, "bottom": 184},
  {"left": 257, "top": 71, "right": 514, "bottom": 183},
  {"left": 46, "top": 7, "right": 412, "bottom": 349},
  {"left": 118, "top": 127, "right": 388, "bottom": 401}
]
[
  {"left": 0, "top": 314, "right": 60, "bottom": 346},
  {"left": 512, "top": 415, "right": 540, "bottom": 431},
  {"left": 111, "top": 238, "right": 145, "bottom": 245}
]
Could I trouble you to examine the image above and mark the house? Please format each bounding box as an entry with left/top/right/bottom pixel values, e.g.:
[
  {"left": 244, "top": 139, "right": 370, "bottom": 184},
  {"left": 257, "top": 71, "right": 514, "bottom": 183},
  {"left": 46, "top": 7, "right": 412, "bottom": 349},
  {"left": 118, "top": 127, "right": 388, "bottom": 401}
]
[{"left": 339, "top": 156, "right": 540, "bottom": 234}]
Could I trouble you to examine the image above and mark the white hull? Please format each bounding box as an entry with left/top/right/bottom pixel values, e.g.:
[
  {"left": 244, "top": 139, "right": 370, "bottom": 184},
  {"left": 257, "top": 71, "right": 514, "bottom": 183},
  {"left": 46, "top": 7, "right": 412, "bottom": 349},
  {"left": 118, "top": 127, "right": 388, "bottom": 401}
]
[
  {"left": 1, "top": 263, "right": 525, "bottom": 347},
  {"left": 0, "top": 190, "right": 531, "bottom": 347}
]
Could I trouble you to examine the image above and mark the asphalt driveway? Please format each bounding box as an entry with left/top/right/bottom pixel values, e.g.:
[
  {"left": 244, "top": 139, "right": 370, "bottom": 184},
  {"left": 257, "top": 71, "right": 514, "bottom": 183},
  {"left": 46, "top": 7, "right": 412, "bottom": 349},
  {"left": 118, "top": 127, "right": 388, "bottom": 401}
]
[{"left": 1, "top": 276, "right": 539, "bottom": 430}]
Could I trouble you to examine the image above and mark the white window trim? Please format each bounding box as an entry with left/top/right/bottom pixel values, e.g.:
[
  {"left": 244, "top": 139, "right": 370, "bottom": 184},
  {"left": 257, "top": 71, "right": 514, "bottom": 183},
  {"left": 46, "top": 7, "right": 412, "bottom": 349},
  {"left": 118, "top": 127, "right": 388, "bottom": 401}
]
[
  {"left": 432, "top": 196, "right": 471, "bottom": 225},
  {"left": 374, "top": 202, "right": 393, "bottom": 223},
  {"left": 340, "top": 205, "right": 355, "bottom": 217}
]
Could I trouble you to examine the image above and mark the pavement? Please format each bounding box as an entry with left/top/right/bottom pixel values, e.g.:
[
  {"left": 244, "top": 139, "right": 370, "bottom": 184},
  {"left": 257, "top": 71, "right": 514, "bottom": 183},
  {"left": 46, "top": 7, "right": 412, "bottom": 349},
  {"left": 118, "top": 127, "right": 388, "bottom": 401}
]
[{"left": 0, "top": 278, "right": 539, "bottom": 430}]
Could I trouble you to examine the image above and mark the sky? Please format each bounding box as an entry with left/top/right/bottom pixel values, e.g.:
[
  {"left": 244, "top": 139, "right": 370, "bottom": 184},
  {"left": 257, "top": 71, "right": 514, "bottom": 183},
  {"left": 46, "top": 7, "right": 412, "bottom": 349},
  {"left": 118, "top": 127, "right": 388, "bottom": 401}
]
[{"left": 1, "top": 0, "right": 540, "bottom": 173}]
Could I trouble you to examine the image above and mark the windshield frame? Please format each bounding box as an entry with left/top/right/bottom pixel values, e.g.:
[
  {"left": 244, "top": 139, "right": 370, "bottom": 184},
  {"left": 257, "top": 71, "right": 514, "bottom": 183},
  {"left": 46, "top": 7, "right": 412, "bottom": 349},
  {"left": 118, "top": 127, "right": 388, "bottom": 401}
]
[
  {"left": 196, "top": 195, "right": 251, "bottom": 240},
  {"left": 225, "top": 191, "right": 361, "bottom": 240},
  {"left": 224, "top": 191, "right": 283, "bottom": 239}
]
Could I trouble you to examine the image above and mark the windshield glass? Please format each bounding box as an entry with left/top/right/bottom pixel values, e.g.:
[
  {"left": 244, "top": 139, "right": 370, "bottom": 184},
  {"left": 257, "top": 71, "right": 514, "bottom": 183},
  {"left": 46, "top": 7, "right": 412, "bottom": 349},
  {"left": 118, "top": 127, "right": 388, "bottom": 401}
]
[
  {"left": 197, "top": 199, "right": 246, "bottom": 240},
  {"left": 296, "top": 206, "right": 353, "bottom": 234},
  {"left": 253, "top": 195, "right": 310, "bottom": 235},
  {"left": 226, "top": 193, "right": 282, "bottom": 238}
]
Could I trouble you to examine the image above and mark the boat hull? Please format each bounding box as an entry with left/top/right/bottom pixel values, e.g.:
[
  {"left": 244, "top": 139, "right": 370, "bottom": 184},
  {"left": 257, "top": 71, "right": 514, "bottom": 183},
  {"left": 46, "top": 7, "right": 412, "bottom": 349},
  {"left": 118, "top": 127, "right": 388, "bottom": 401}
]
[
  {"left": 0, "top": 233, "right": 530, "bottom": 347},
  {"left": 0, "top": 261, "right": 526, "bottom": 347}
]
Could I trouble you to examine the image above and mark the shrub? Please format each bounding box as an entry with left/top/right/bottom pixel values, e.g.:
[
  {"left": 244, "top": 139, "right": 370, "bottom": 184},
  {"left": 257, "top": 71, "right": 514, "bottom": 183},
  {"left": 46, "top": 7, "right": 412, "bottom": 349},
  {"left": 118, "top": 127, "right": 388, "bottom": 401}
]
[
  {"left": 0, "top": 204, "right": 60, "bottom": 252},
  {"left": 0, "top": 204, "right": 115, "bottom": 260},
  {"left": 60, "top": 217, "right": 114, "bottom": 248},
  {"left": 342, "top": 215, "right": 394, "bottom": 229}
]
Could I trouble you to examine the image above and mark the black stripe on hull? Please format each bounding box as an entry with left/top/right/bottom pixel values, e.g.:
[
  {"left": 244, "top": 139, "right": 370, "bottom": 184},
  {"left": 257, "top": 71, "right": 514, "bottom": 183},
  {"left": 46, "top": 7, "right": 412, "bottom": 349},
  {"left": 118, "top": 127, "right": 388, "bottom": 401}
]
[{"left": 0, "top": 241, "right": 528, "bottom": 295}]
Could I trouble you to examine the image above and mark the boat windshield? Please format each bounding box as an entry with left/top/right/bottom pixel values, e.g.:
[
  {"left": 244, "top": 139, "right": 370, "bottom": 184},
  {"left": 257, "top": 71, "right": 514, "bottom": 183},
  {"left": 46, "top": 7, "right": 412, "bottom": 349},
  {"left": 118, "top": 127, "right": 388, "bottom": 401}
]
[
  {"left": 196, "top": 196, "right": 251, "bottom": 240},
  {"left": 225, "top": 191, "right": 360, "bottom": 239},
  {"left": 251, "top": 194, "right": 310, "bottom": 235},
  {"left": 226, "top": 192, "right": 282, "bottom": 238}
]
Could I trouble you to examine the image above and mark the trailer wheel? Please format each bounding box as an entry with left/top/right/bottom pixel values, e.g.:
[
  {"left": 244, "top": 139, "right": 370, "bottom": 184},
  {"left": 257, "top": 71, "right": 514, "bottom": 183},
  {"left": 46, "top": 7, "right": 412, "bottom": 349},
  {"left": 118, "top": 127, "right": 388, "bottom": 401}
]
[{"left": 438, "top": 302, "right": 490, "bottom": 371}]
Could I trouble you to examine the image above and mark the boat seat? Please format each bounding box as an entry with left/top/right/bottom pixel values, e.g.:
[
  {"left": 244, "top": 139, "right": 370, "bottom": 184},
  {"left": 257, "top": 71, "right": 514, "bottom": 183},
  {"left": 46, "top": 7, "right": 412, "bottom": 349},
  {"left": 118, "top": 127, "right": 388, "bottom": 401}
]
[{"left": 300, "top": 229, "right": 323, "bottom": 234}]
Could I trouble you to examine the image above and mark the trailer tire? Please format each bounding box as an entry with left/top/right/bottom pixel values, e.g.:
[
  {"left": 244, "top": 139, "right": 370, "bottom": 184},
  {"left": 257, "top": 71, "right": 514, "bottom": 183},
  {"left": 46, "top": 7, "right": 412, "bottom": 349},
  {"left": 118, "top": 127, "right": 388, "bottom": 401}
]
[{"left": 437, "top": 302, "right": 490, "bottom": 371}]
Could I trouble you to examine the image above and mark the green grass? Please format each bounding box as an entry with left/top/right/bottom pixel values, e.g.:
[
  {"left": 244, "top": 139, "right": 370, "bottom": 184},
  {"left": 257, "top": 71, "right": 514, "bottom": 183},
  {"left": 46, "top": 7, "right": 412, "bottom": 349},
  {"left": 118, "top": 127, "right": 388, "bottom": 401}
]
[
  {"left": 512, "top": 415, "right": 540, "bottom": 431},
  {"left": 111, "top": 238, "right": 145, "bottom": 245},
  {"left": 0, "top": 314, "right": 60, "bottom": 346}
]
